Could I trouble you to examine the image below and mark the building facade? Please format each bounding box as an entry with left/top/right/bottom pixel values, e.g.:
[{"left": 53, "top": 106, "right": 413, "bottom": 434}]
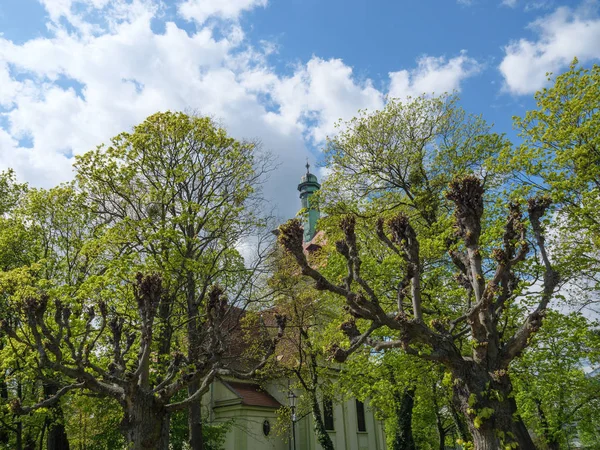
[
  {"left": 202, "top": 166, "right": 386, "bottom": 450},
  {"left": 204, "top": 378, "right": 386, "bottom": 450}
]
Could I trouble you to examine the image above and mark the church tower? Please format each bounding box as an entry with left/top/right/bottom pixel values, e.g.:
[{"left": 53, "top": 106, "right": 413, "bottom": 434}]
[{"left": 297, "top": 162, "right": 321, "bottom": 242}]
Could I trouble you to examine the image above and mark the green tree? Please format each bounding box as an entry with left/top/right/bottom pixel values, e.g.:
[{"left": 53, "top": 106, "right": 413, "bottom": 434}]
[
  {"left": 0, "top": 113, "right": 286, "bottom": 450},
  {"left": 502, "top": 60, "right": 600, "bottom": 295},
  {"left": 341, "top": 349, "right": 464, "bottom": 450},
  {"left": 0, "top": 173, "right": 77, "bottom": 450},
  {"left": 512, "top": 311, "right": 600, "bottom": 449},
  {"left": 74, "top": 111, "right": 275, "bottom": 449},
  {"left": 269, "top": 247, "right": 338, "bottom": 450},
  {"left": 278, "top": 95, "right": 561, "bottom": 449}
]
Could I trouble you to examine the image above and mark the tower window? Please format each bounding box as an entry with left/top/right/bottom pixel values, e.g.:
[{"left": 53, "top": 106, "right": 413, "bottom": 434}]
[
  {"left": 323, "top": 397, "right": 334, "bottom": 431},
  {"left": 355, "top": 399, "right": 366, "bottom": 432}
]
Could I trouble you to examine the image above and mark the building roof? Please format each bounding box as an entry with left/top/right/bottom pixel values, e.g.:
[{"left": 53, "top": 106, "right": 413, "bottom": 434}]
[
  {"left": 222, "top": 381, "right": 283, "bottom": 408},
  {"left": 298, "top": 162, "right": 321, "bottom": 190}
]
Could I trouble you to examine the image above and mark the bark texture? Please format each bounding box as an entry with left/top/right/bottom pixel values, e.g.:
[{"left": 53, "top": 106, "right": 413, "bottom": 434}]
[
  {"left": 452, "top": 363, "right": 536, "bottom": 450},
  {"left": 121, "top": 392, "right": 169, "bottom": 450}
]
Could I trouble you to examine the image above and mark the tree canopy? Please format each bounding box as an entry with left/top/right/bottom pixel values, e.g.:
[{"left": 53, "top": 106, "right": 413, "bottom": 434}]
[{"left": 2, "top": 62, "right": 600, "bottom": 450}]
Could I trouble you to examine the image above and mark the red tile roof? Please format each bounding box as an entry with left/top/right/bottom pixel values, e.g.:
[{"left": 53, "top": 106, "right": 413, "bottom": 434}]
[{"left": 223, "top": 381, "right": 282, "bottom": 409}]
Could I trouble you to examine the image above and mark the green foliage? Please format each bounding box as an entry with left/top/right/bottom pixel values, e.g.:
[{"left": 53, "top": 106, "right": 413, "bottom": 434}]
[
  {"left": 322, "top": 93, "right": 508, "bottom": 224},
  {"left": 63, "top": 393, "right": 124, "bottom": 450},
  {"left": 503, "top": 59, "right": 600, "bottom": 285},
  {"left": 512, "top": 311, "right": 600, "bottom": 448},
  {"left": 0, "top": 112, "right": 273, "bottom": 449},
  {"left": 169, "top": 407, "right": 231, "bottom": 450}
]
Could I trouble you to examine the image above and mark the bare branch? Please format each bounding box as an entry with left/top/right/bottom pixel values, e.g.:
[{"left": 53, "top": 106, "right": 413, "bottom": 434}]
[
  {"left": 11, "top": 383, "right": 85, "bottom": 415},
  {"left": 500, "top": 196, "right": 560, "bottom": 368}
]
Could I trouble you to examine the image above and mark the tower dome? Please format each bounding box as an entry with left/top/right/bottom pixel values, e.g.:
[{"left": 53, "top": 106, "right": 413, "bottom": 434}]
[{"left": 297, "top": 162, "right": 321, "bottom": 242}]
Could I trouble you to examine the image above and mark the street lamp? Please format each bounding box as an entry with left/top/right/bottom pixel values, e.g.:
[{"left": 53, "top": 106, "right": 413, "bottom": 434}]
[{"left": 288, "top": 391, "right": 297, "bottom": 450}]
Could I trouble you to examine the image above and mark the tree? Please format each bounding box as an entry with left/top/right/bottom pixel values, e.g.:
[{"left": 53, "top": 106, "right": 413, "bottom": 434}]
[
  {"left": 512, "top": 311, "right": 600, "bottom": 449},
  {"left": 74, "top": 111, "right": 274, "bottom": 449},
  {"left": 279, "top": 186, "right": 557, "bottom": 449},
  {"left": 340, "top": 347, "right": 465, "bottom": 450},
  {"left": 0, "top": 113, "right": 286, "bottom": 450},
  {"left": 269, "top": 249, "right": 337, "bottom": 450},
  {"left": 277, "top": 95, "right": 561, "bottom": 449},
  {"left": 502, "top": 60, "right": 600, "bottom": 300},
  {"left": 0, "top": 174, "right": 75, "bottom": 450},
  {"left": 1, "top": 270, "right": 284, "bottom": 450},
  {"left": 340, "top": 350, "right": 419, "bottom": 450}
]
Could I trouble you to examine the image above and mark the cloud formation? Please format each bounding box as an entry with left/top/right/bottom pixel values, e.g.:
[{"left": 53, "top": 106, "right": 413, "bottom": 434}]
[
  {"left": 178, "top": 0, "right": 268, "bottom": 24},
  {"left": 389, "top": 52, "right": 482, "bottom": 100},
  {"left": 0, "top": 0, "right": 481, "bottom": 219},
  {"left": 499, "top": 2, "right": 600, "bottom": 94}
]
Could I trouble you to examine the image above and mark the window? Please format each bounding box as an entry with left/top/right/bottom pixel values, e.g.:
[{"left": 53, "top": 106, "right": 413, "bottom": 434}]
[
  {"left": 323, "top": 397, "right": 334, "bottom": 431},
  {"left": 355, "top": 399, "right": 366, "bottom": 432},
  {"left": 262, "top": 420, "right": 271, "bottom": 436}
]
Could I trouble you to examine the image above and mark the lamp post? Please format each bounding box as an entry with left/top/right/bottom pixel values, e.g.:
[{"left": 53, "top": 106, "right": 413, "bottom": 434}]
[{"left": 288, "top": 391, "right": 297, "bottom": 450}]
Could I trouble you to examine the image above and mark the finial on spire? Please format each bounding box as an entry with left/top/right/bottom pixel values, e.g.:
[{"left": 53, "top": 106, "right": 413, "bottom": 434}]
[{"left": 306, "top": 159, "right": 310, "bottom": 174}]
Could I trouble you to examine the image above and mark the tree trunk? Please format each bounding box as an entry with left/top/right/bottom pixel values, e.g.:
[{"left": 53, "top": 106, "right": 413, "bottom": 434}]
[
  {"left": 452, "top": 364, "right": 536, "bottom": 450},
  {"left": 156, "top": 291, "right": 174, "bottom": 450},
  {"left": 24, "top": 432, "right": 35, "bottom": 450},
  {"left": 450, "top": 390, "right": 470, "bottom": 442},
  {"left": 159, "top": 414, "right": 171, "bottom": 450},
  {"left": 187, "top": 380, "right": 204, "bottom": 450},
  {"left": 44, "top": 384, "right": 70, "bottom": 450},
  {"left": 15, "top": 381, "right": 23, "bottom": 450},
  {"left": 121, "top": 392, "right": 169, "bottom": 450},
  {"left": 16, "top": 420, "right": 23, "bottom": 450},
  {"left": 436, "top": 411, "right": 446, "bottom": 450},
  {"left": 392, "top": 387, "right": 416, "bottom": 450},
  {"left": 310, "top": 397, "right": 335, "bottom": 450},
  {"left": 186, "top": 272, "right": 203, "bottom": 450}
]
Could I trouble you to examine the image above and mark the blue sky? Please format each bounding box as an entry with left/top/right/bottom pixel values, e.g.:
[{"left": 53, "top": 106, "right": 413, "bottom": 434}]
[{"left": 0, "top": 0, "right": 599, "bottom": 219}]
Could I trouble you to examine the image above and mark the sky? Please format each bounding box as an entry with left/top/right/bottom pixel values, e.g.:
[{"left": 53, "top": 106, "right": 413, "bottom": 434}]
[{"left": 0, "top": 0, "right": 599, "bottom": 221}]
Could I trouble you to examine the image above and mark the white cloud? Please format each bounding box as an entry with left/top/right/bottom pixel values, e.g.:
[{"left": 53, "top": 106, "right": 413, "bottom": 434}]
[
  {"left": 388, "top": 52, "right": 482, "bottom": 99},
  {"left": 500, "top": 0, "right": 553, "bottom": 10},
  {"left": 271, "top": 58, "right": 384, "bottom": 142},
  {"left": 178, "top": 0, "right": 267, "bottom": 24},
  {"left": 499, "top": 2, "right": 600, "bottom": 94},
  {"left": 0, "top": 0, "right": 482, "bottom": 219}
]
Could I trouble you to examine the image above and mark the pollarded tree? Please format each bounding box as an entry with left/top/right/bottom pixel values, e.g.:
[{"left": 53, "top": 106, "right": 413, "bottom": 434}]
[
  {"left": 294, "top": 95, "right": 538, "bottom": 449},
  {"left": 0, "top": 271, "right": 285, "bottom": 450},
  {"left": 279, "top": 177, "right": 559, "bottom": 449},
  {"left": 317, "top": 94, "right": 511, "bottom": 450},
  {"left": 74, "top": 112, "right": 274, "bottom": 449}
]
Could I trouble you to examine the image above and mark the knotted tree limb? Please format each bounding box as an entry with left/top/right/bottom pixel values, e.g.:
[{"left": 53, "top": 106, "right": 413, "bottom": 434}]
[
  {"left": 278, "top": 175, "right": 559, "bottom": 374},
  {"left": 278, "top": 218, "right": 460, "bottom": 365},
  {"left": 1, "top": 273, "right": 286, "bottom": 444},
  {"left": 499, "top": 196, "right": 560, "bottom": 368}
]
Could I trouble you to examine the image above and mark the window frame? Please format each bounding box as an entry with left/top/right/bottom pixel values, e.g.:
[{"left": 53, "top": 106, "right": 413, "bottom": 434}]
[{"left": 355, "top": 399, "right": 367, "bottom": 432}]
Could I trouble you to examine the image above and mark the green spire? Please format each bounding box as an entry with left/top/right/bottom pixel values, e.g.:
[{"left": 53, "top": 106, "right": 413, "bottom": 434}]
[{"left": 297, "top": 161, "right": 321, "bottom": 242}]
